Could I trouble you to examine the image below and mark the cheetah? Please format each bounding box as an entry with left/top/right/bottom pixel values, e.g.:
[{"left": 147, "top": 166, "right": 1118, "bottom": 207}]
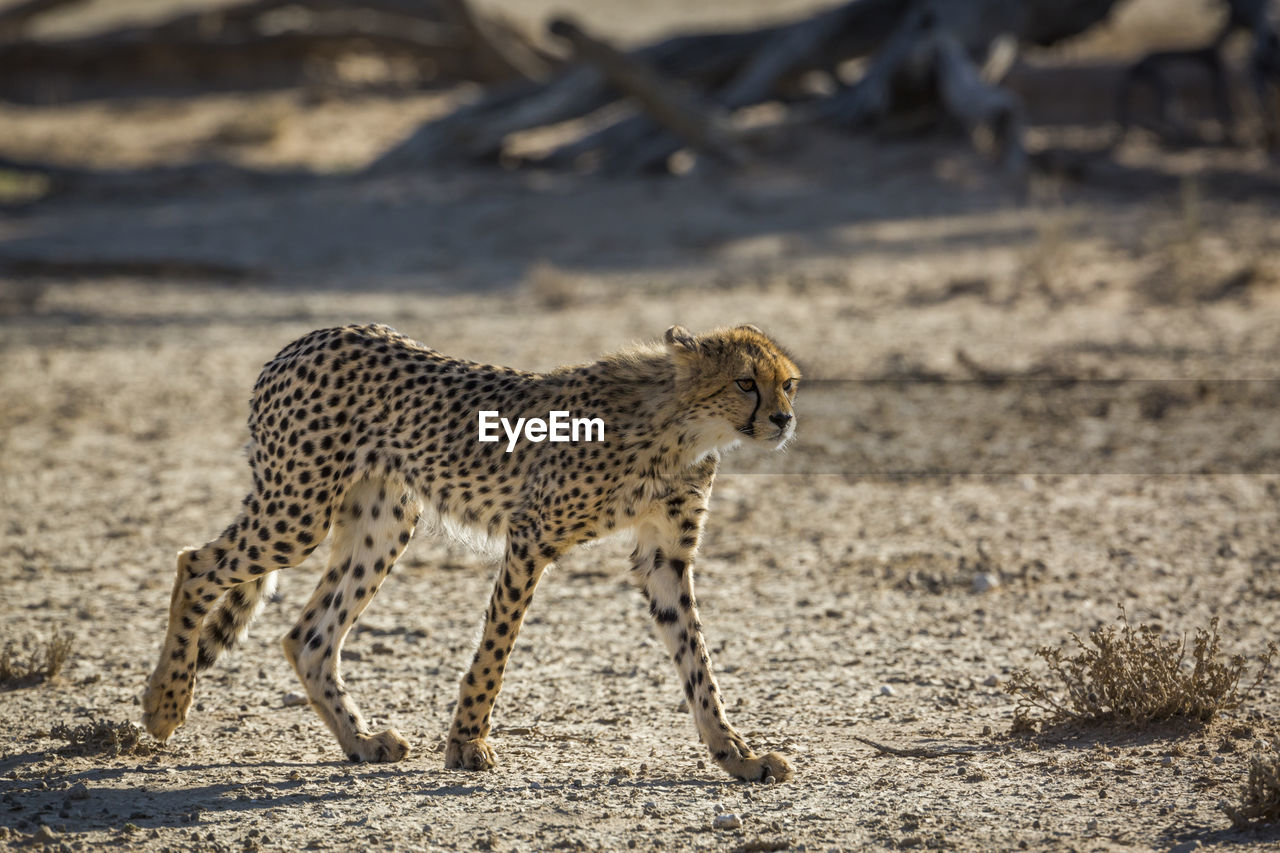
[{"left": 143, "top": 323, "right": 800, "bottom": 782}]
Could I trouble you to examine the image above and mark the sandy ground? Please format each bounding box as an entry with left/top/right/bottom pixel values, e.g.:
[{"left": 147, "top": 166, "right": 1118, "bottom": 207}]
[{"left": 4, "top": 2, "right": 1280, "bottom": 851}]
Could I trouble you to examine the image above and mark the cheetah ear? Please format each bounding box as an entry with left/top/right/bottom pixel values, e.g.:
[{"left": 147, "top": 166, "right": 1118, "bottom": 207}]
[
  {"left": 736, "top": 324, "right": 764, "bottom": 335},
  {"left": 664, "top": 325, "right": 699, "bottom": 354}
]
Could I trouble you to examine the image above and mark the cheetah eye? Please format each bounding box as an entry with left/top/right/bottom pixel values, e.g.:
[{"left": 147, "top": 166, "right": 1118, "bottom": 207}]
[
  {"left": 735, "top": 378, "right": 756, "bottom": 393},
  {"left": 782, "top": 378, "right": 796, "bottom": 393}
]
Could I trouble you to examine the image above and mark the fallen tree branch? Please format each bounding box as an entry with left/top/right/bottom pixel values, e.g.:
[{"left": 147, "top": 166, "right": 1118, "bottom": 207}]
[
  {"left": 372, "top": 68, "right": 609, "bottom": 171},
  {"left": 818, "top": 5, "right": 931, "bottom": 127},
  {"left": 716, "top": 0, "right": 900, "bottom": 108},
  {"left": 367, "top": 0, "right": 886, "bottom": 172},
  {"left": 548, "top": 17, "right": 748, "bottom": 168},
  {"left": 933, "top": 30, "right": 1026, "bottom": 173},
  {"left": 852, "top": 734, "right": 982, "bottom": 758},
  {"left": 1117, "top": 0, "right": 1280, "bottom": 149},
  {"left": 368, "top": 0, "right": 1139, "bottom": 175},
  {"left": 438, "top": 0, "right": 551, "bottom": 83}
]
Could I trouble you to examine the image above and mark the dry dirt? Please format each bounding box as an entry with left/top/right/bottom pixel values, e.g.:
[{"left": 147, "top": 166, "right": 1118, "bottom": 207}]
[{"left": 4, "top": 2, "right": 1280, "bottom": 851}]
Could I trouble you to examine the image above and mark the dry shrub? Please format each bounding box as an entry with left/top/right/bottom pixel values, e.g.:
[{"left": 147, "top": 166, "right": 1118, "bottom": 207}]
[
  {"left": 1224, "top": 739, "right": 1280, "bottom": 828},
  {"left": 524, "top": 260, "right": 583, "bottom": 311},
  {"left": 1006, "top": 610, "right": 1275, "bottom": 732},
  {"left": 1022, "top": 209, "right": 1076, "bottom": 296},
  {"left": 49, "top": 719, "right": 159, "bottom": 757},
  {"left": 0, "top": 629, "right": 73, "bottom": 687}
]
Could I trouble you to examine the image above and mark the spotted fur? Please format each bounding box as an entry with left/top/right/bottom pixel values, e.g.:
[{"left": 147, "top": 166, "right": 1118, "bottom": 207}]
[{"left": 142, "top": 323, "right": 800, "bottom": 781}]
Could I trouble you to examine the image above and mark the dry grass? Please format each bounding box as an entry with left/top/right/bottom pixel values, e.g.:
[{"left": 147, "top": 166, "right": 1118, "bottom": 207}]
[
  {"left": 524, "top": 260, "right": 585, "bottom": 311},
  {"left": 0, "top": 629, "right": 73, "bottom": 687},
  {"left": 1224, "top": 739, "right": 1280, "bottom": 828},
  {"left": 1020, "top": 209, "right": 1078, "bottom": 301},
  {"left": 1136, "top": 177, "right": 1272, "bottom": 305},
  {"left": 49, "top": 718, "right": 160, "bottom": 757},
  {"left": 1006, "top": 610, "right": 1275, "bottom": 732}
]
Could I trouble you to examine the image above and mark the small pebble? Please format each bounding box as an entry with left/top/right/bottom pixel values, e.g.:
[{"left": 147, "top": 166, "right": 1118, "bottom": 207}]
[
  {"left": 66, "top": 782, "right": 90, "bottom": 801},
  {"left": 1086, "top": 819, "right": 1098, "bottom": 832},
  {"left": 282, "top": 692, "right": 308, "bottom": 708},
  {"left": 1212, "top": 755, "right": 1225, "bottom": 765},
  {"left": 982, "top": 675, "right": 1000, "bottom": 687},
  {"left": 1169, "top": 841, "right": 1202, "bottom": 853},
  {"left": 1161, "top": 755, "right": 1173, "bottom": 766},
  {"left": 713, "top": 813, "right": 742, "bottom": 830},
  {"left": 35, "top": 826, "right": 59, "bottom": 842},
  {"left": 972, "top": 573, "right": 1000, "bottom": 593},
  {"left": 879, "top": 685, "right": 896, "bottom": 697}
]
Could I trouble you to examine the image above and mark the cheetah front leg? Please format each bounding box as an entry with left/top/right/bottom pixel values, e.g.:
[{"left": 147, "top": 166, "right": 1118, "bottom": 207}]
[
  {"left": 445, "top": 520, "right": 555, "bottom": 771},
  {"left": 634, "top": 487, "right": 794, "bottom": 782}
]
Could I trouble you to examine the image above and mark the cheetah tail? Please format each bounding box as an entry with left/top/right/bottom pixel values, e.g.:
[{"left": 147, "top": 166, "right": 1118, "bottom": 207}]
[{"left": 195, "top": 572, "right": 280, "bottom": 671}]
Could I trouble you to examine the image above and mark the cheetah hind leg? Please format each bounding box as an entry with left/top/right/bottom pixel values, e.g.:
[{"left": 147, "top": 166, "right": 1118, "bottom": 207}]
[
  {"left": 143, "top": 545, "right": 210, "bottom": 741},
  {"left": 143, "top": 539, "right": 260, "bottom": 741},
  {"left": 144, "top": 495, "right": 327, "bottom": 742},
  {"left": 195, "top": 573, "right": 279, "bottom": 671},
  {"left": 281, "top": 477, "right": 421, "bottom": 763}
]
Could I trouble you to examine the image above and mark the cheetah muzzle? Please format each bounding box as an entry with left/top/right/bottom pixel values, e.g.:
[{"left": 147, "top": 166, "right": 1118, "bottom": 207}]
[{"left": 142, "top": 323, "right": 800, "bottom": 783}]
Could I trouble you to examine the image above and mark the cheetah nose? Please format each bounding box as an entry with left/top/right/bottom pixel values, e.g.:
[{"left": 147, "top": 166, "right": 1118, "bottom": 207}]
[{"left": 769, "top": 412, "right": 792, "bottom": 428}]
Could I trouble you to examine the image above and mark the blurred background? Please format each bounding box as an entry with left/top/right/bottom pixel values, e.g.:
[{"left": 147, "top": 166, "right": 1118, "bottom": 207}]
[
  {"left": 0, "top": 0, "right": 1276, "bottom": 300},
  {"left": 2, "top": 0, "right": 1278, "bottom": 465}
]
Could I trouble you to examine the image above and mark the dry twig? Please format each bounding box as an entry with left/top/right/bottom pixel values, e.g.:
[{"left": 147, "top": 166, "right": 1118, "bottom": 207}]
[{"left": 852, "top": 734, "right": 980, "bottom": 758}]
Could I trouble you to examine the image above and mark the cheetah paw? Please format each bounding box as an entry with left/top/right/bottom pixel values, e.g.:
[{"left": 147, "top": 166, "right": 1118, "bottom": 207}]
[
  {"left": 347, "top": 729, "right": 411, "bottom": 763},
  {"left": 727, "top": 751, "right": 794, "bottom": 783},
  {"left": 444, "top": 737, "right": 496, "bottom": 771},
  {"left": 141, "top": 673, "right": 190, "bottom": 742}
]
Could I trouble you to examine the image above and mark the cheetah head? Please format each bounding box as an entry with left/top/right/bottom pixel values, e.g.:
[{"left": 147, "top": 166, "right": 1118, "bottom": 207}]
[{"left": 665, "top": 324, "right": 800, "bottom": 451}]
